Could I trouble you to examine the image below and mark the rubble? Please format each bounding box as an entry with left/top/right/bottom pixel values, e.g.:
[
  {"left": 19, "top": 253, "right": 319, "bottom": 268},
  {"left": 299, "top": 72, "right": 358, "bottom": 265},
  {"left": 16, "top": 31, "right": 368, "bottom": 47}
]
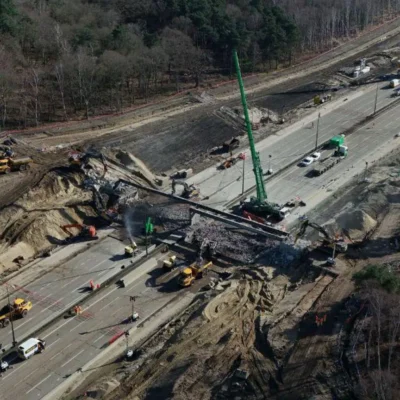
[{"left": 185, "top": 216, "right": 278, "bottom": 263}]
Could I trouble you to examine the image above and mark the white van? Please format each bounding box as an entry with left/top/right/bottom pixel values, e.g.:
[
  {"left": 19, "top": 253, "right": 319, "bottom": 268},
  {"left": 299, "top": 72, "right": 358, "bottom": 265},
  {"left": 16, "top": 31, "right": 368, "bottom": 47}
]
[
  {"left": 17, "top": 338, "right": 46, "bottom": 360},
  {"left": 279, "top": 207, "right": 291, "bottom": 220}
]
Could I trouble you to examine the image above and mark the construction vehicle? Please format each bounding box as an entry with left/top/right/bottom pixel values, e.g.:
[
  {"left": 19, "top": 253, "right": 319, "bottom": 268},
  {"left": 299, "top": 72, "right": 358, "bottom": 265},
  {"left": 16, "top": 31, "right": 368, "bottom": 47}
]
[
  {"left": 312, "top": 146, "right": 347, "bottom": 177},
  {"left": 199, "top": 239, "right": 217, "bottom": 260},
  {"left": 61, "top": 224, "right": 98, "bottom": 242},
  {"left": 233, "top": 51, "right": 282, "bottom": 220},
  {"left": 124, "top": 241, "right": 137, "bottom": 257},
  {"left": 219, "top": 152, "right": 246, "bottom": 170},
  {"left": 0, "top": 157, "right": 32, "bottom": 174},
  {"left": 171, "top": 180, "right": 199, "bottom": 199},
  {"left": 125, "top": 241, "right": 138, "bottom": 257},
  {"left": 329, "top": 134, "right": 345, "bottom": 148},
  {"left": 0, "top": 146, "right": 14, "bottom": 158},
  {"left": 163, "top": 255, "right": 177, "bottom": 271},
  {"left": 222, "top": 138, "right": 240, "bottom": 153},
  {"left": 178, "top": 261, "right": 213, "bottom": 287},
  {"left": 68, "top": 150, "right": 108, "bottom": 177},
  {"left": 295, "top": 220, "right": 348, "bottom": 253},
  {"left": 0, "top": 298, "right": 33, "bottom": 328}
]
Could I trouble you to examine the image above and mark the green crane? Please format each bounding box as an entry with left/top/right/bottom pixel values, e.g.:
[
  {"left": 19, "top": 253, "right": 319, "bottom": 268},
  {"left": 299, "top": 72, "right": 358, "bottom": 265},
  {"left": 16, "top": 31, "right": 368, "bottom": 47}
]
[{"left": 233, "top": 50, "right": 281, "bottom": 219}]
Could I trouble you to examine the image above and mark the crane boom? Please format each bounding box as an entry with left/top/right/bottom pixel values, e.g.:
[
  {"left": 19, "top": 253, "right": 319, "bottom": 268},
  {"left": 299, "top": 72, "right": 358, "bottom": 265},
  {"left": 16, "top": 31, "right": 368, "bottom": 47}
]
[{"left": 233, "top": 50, "right": 267, "bottom": 202}]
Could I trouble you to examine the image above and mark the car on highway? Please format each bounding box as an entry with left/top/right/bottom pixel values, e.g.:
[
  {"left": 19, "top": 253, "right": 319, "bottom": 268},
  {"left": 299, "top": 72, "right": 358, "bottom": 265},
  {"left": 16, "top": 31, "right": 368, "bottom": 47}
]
[
  {"left": 310, "top": 152, "right": 321, "bottom": 161},
  {"left": 299, "top": 156, "right": 314, "bottom": 167}
]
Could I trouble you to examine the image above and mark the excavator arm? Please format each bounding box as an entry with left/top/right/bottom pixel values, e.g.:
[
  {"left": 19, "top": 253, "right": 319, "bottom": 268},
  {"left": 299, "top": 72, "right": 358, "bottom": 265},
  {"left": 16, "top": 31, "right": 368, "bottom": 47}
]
[
  {"left": 295, "top": 220, "right": 332, "bottom": 243},
  {"left": 61, "top": 224, "right": 84, "bottom": 236},
  {"left": 61, "top": 224, "right": 97, "bottom": 239},
  {"left": 295, "top": 220, "right": 348, "bottom": 252}
]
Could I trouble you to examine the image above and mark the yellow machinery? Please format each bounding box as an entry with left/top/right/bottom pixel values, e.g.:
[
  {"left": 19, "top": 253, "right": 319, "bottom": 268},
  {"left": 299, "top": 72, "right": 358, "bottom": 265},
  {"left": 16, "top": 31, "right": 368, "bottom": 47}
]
[
  {"left": 0, "top": 298, "right": 33, "bottom": 328},
  {"left": 295, "top": 220, "right": 348, "bottom": 253},
  {"left": 163, "top": 255, "right": 177, "bottom": 271},
  {"left": 0, "top": 157, "right": 32, "bottom": 174},
  {"left": 125, "top": 241, "right": 137, "bottom": 257},
  {"left": 178, "top": 261, "right": 213, "bottom": 287}
]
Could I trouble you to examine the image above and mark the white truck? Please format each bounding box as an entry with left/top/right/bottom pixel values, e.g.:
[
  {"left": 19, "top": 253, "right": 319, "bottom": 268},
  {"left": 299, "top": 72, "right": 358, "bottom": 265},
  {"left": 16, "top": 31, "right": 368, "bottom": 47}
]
[{"left": 390, "top": 79, "right": 400, "bottom": 88}]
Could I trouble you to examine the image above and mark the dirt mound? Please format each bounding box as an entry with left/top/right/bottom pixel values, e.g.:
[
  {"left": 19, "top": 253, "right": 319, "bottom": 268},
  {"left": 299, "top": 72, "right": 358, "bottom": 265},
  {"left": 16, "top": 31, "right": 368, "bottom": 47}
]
[
  {"left": 115, "top": 151, "right": 167, "bottom": 188},
  {"left": 0, "top": 170, "right": 95, "bottom": 274},
  {"left": 326, "top": 209, "right": 377, "bottom": 241}
]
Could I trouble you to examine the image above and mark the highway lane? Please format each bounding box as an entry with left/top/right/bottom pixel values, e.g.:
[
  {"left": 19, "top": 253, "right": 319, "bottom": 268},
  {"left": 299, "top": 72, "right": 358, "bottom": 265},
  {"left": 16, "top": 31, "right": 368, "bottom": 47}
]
[
  {"left": 0, "top": 253, "right": 181, "bottom": 399},
  {"left": 0, "top": 236, "right": 147, "bottom": 351},
  {"left": 265, "top": 97, "right": 400, "bottom": 226},
  {"left": 188, "top": 81, "right": 398, "bottom": 208},
  {"left": 198, "top": 86, "right": 400, "bottom": 229}
]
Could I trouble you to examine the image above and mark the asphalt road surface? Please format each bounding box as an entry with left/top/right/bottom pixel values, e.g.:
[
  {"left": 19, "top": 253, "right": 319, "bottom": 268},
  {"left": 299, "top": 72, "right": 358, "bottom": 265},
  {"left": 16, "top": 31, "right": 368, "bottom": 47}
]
[
  {"left": 189, "top": 81, "right": 399, "bottom": 209},
  {"left": 0, "top": 253, "right": 182, "bottom": 400},
  {"left": 0, "top": 236, "right": 147, "bottom": 351}
]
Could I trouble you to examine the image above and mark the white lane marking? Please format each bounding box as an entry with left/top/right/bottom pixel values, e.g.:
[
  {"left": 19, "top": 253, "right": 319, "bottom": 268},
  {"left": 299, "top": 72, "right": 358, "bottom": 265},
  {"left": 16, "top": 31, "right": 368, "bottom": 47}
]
[
  {"left": 60, "top": 276, "right": 81, "bottom": 289},
  {"left": 2, "top": 363, "right": 26, "bottom": 380},
  {"left": 42, "top": 319, "right": 72, "bottom": 340},
  {"left": 59, "top": 258, "right": 110, "bottom": 289},
  {"left": 50, "top": 352, "right": 61, "bottom": 361},
  {"left": 40, "top": 296, "right": 65, "bottom": 313},
  {"left": 85, "top": 286, "right": 118, "bottom": 310},
  {"left": 26, "top": 373, "right": 52, "bottom": 394},
  {"left": 24, "top": 369, "right": 38, "bottom": 380},
  {"left": 47, "top": 338, "right": 61, "bottom": 349},
  {"left": 89, "top": 259, "right": 109, "bottom": 272},
  {"left": 93, "top": 333, "right": 106, "bottom": 344},
  {"left": 70, "top": 321, "right": 84, "bottom": 332},
  {"left": 99, "top": 297, "right": 119, "bottom": 311},
  {"left": 8, "top": 316, "right": 33, "bottom": 333},
  {"left": 60, "top": 349, "right": 85, "bottom": 368}
]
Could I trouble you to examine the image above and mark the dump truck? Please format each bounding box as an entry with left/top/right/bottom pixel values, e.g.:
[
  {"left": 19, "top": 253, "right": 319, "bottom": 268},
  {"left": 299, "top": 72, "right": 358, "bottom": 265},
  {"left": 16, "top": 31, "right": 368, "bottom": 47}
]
[
  {"left": 178, "top": 261, "right": 212, "bottom": 287},
  {"left": 312, "top": 157, "right": 342, "bottom": 176},
  {"left": 0, "top": 298, "right": 33, "bottom": 328},
  {"left": 0, "top": 157, "right": 33, "bottom": 174},
  {"left": 329, "top": 135, "right": 345, "bottom": 148}
]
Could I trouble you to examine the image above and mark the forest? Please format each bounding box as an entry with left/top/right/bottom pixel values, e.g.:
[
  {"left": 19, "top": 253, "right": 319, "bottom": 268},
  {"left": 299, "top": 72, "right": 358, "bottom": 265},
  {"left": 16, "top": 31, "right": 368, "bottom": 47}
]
[{"left": 0, "top": 0, "right": 399, "bottom": 129}]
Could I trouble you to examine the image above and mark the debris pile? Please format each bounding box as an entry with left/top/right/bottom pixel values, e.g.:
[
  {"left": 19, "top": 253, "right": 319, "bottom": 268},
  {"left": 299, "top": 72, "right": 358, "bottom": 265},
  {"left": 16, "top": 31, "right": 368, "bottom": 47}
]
[
  {"left": 217, "top": 105, "right": 279, "bottom": 129},
  {"left": 190, "top": 91, "right": 216, "bottom": 104},
  {"left": 114, "top": 150, "right": 167, "bottom": 188},
  {"left": 185, "top": 217, "right": 278, "bottom": 263}
]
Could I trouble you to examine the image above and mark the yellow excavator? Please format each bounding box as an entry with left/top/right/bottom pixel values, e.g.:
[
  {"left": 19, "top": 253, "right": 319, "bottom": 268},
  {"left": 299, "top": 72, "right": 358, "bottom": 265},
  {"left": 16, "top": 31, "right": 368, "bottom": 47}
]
[
  {"left": 171, "top": 180, "right": 199, "bottom": 199},
  {"left": 178, "top": 261, "right": 213, "bottom": 287},
  {"left": 295, "top": 220, "right": 348, "bottom": 253}
]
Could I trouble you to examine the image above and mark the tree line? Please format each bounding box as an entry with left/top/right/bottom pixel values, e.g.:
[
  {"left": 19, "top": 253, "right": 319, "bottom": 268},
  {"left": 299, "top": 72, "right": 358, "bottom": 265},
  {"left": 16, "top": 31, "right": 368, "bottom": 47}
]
[{"left": 0, "top": 0, "right": 399, "bottom": 129}]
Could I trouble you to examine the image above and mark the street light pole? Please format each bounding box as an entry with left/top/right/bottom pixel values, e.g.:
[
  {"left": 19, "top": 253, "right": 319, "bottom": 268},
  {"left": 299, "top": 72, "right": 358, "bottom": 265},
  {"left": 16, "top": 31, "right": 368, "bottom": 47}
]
[
  {"left": 6, "top": 286, "right": 17, "bottom": 347},
  {"left": 315, "top": 113, "right": 321, "bottom": 150},
  {"left": 268, "top": 155, "right": 272, "bottom": 172},
  {"left": 373, "top": 82, "right": 379, "bottom": 115}
]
